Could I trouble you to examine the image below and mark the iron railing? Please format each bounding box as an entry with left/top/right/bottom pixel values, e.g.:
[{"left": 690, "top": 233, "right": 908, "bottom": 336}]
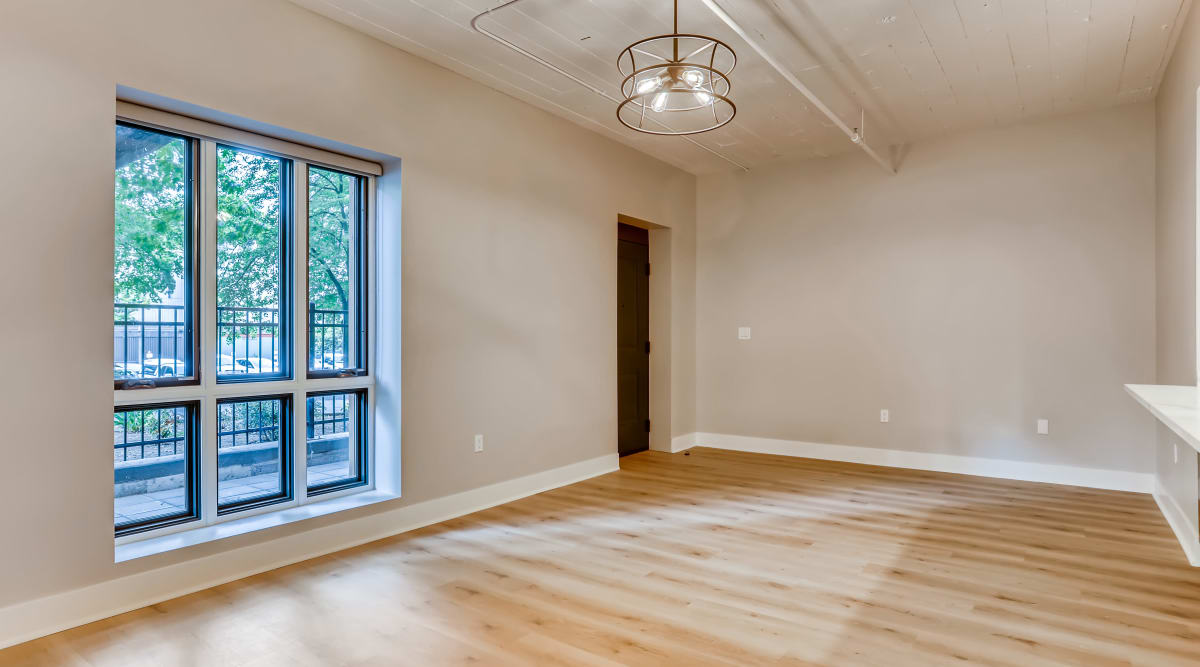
[
  {"left": 115, "top": 304, "right": 350, "bottom": 378},
  {"left": 309, "top": 306, "right": 349, "bottom": 370},
  {"left": 216, "top": 398, "right": 282, "bottom": 449},
  {"left": 114, "top": 303, "right": 187, "bottom": 378},
  {"left": 114, "top": 395, "right": 351, "bottom": 463},
  {"left": 113, "top": 405, "right": 188, "bottom": 463},
  {"left": 307, "top": 393, "right": 350, "bottom": 439},
  {"left": 216, "top": 306, "right": 282, "bottom": 375}
]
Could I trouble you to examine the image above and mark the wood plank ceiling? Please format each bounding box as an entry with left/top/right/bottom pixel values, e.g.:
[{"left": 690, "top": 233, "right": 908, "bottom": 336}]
[{"left": 289, "top": 0, "right": 1192, "bottom": 174}]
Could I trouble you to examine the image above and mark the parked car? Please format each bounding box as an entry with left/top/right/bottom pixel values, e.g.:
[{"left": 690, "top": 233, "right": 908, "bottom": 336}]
[
  {"left": 113, "top": 363, "right": 143, "bottom": 379},
  {"left": 318, "top": 351, "right": 346, "bottom": 369},
  {"left": 218, "top": 355, "right": 279, "bottom": 374},
  {"left": 142, "top": 358, "right": 186, "bottom": 376}
]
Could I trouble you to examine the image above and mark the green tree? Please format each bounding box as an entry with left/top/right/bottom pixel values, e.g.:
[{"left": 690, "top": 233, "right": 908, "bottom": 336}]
[
  {"left": 114, "top": 136, "right": 352, "bottom": 313},
  {"left": 114, "top": 128, "right": 187, "bottom": 304},
  {"left": 307, "top": 166, "right": 354, "bottom": 311},
  {"left": 216, "top": 147, "right": 282, "bottom": 310}
]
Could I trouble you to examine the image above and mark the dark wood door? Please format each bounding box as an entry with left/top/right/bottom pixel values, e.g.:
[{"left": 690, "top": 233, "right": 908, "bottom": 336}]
[{"left": 617, "top": 225, "right": 649, "bottom": 457}]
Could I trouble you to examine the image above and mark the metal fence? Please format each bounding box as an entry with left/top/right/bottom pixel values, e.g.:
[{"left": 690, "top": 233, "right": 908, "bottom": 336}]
[
  {"left": 217, "top": 306, "right": 282, "bottom": 375},
  {"left": 113, "top": 405, "right": 188, "bottom": 463},
  {"left": 114, "top": 303, "right": 186, "bottom": 378},
  {"left": 115, "top": 304, "right": 350, "bottom": 378},
  {"left": 309, "top": 307, "right": 348, "bottom": 370},
  {"left": 115, "top": 400, "right": 351, "bottom": 463}
]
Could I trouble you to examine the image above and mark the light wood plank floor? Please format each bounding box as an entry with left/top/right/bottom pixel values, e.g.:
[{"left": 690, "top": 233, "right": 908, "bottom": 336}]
[{"left": 4, "top": 448, "right": 1200, "bottom": 666}]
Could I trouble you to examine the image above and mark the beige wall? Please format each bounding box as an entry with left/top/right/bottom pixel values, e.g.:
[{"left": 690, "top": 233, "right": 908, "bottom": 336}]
[
  {"left": 696, "top": 104, "right": 1157, "bottom": 472},
  {"left": 1155, "top": 0, "right": 1200, "bottom": 533},
  {"left": 0, "top": 0, "right": 695, "bottom": 608}
]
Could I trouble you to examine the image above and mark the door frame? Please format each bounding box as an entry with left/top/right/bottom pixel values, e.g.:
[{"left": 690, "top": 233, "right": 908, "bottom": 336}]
[{"left": 616, "top": 213, "right": 675, "bottom": 453}]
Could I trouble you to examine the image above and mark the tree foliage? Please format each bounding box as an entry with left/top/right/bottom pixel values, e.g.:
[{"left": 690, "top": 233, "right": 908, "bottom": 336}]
[
  {"left": 307, "top": 166, "right": 354, "bottom": 311},
  {"left": 216, "top": 147, "right": 282, "bottom": 310},
  {"left": 114, "top": 131, "right": 353, "bottom": 312},
  {"left": 114, "top": 127, "right": 186, "bottom": 304}
]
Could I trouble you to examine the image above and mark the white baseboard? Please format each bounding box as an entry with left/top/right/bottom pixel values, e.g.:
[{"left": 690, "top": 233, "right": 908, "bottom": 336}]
[
  {"left": 1154, "top": 478, "right": 1200, "bottom": 566},
  {"left": 669, "top": 433, "right": 696, "bottom": 453},
  {"left": 0, "top": 453, "right": 618, "bottom": 650},
  {"left": 675, "top": 432, "right": 1154, "bottom": 494}
]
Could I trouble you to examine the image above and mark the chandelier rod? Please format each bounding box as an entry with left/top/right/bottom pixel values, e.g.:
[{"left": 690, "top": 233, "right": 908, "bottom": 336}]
[{"left": 472, "top": 0, "right": 749, "bottom": 171}]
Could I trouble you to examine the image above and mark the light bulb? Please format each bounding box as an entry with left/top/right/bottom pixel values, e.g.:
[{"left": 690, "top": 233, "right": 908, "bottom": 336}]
[
  {"left": 636, "top": 77, "right": 659, "bottom": 95},
  {"left": 694, "top": 90, "right": 713, "bottom": 105},
  {"left": 681, "top": 68, "right": 705, "bottom": 87},
  {"left": 651, "top": 92, "right": 668, "bottom": 112}
]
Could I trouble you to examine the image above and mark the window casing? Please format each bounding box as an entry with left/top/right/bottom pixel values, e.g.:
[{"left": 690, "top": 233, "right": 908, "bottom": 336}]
[{"left": 113, "top": 102, "right": 377, "bottom": 543}]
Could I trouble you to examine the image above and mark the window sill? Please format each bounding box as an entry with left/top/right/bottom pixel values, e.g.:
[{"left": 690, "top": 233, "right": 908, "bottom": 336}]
[{"left": 114, "top": 489, "right": 400, "bottom": 563}]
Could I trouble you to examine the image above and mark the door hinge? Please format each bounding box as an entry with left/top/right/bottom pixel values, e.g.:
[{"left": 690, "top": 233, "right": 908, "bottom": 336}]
[
  {"left": 646, "top": 263, "right": 651, "bottom": 276},
  {"left": 645, "top": 419, "right": 651, "bottom": 432},
  {"left": 645, "top": 341, "right": 651, "bottom": 354}
]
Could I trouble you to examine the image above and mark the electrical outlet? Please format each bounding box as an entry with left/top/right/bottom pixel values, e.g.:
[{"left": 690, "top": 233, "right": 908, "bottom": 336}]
[
  {"left": 474, "top": 434, "right": 484, "bottom": 453},
  {"left": 880, "top": 409, "right": 889, "bottom": 423},
  {"left": 1037, "top": 419, "right": 1049, "bottom": 435}
]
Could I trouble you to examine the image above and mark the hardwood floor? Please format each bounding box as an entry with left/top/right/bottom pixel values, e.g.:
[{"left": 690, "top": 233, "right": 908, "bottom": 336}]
[{"left": 4, "top": 447, "right": 1200, "bottom": 666}]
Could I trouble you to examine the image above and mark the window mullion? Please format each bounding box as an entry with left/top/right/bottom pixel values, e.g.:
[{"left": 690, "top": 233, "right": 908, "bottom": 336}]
[
  {"left": 200, "top": 139, "right": 220, "bottom": 526},
  {"left": 293, "top": 161, "right": 310, "bottom": 503}
]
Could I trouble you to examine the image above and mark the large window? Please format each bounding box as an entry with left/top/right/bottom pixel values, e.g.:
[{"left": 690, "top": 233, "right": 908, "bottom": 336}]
[{"left": 113, "top": 104, "right": 376, "bottom": 541}]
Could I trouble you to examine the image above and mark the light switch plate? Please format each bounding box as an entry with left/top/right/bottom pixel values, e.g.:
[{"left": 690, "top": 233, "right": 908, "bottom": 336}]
[
  {"left": 474, "top": 434, "right": 484, "bottom": 452},
  {"left": 738, "top": 327, "right": 751, "bottom": 340},
  {"left": 1036, "top": 419, "right": 1049, "bottom": 435}
]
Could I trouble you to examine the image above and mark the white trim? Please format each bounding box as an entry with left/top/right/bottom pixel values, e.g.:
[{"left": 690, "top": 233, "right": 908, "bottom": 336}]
[
  {"left": 0, "top": 453, "right": 618, "bottom": 650},
  {"left": 1154, "top": 478, "right": 1200, "bottom": 566},
  {"left": 677, "top": 432, "right": 1154, "bottom": 493},
  {"left": 657, "top": 431, "right": 696, "bottom": 453}
]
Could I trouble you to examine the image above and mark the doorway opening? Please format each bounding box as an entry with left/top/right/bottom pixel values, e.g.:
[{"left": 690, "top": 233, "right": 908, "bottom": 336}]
[{"left": 617, "top": 222, "right": 650, "bottom": 457}]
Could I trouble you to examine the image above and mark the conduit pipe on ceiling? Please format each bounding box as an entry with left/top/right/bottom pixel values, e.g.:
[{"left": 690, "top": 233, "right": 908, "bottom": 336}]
[
  {"left": 471, "top": 0, "right": 750, "bottom": 171},
  {"left": 697, "top": 0, "right": 896, "bottom": 174}
]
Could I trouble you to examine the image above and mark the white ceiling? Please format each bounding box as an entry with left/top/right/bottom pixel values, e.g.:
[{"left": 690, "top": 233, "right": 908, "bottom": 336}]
[{"left": 289, "top": 0, "right": 1192, "bottom": 174}]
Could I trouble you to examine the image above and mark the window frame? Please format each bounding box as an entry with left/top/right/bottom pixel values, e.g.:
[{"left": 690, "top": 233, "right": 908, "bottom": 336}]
[
  {"left": 113, "top": 122, "right": 202, "bottom": 391},
  {"left": 113, "top": 400, "right": 202, "bottom": 537},
  {"left": 113, "top": 102, "right": 379, "bottom": 549},
  {"left": 306, "top": 166, "right": 369, "bottom": 379},
  {"left": 305, "top": 388, "right": 370, "bottom": 497},
  {"left": 214, "top": 393, "right": 295, "bottom": 515},
  {"left": 214, "top": 144, "right": 295, "bottom": 385}
]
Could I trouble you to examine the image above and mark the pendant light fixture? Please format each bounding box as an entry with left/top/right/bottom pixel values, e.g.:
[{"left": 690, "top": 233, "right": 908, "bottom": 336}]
[{"left": 617, "top": 0, "right": 736, "bottom": 135}]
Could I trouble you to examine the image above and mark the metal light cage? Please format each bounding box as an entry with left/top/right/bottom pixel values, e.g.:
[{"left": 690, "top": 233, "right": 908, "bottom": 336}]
[{"left": 616, "top": 2, "right": 736, "bottom": 135}]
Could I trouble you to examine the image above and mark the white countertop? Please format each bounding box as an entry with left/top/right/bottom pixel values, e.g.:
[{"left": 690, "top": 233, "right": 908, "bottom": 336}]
[{"left": 1126, "top": 384, "right": 1200, "bottom": 455}]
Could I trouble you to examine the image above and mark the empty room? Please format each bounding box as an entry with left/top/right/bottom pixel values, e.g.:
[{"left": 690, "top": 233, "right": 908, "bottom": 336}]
[{"left": 3, "top": 0, "right": 1200, "bottom": 664}]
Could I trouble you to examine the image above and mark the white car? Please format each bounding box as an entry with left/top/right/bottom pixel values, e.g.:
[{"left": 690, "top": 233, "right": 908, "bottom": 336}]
[
  {"left": 142, "top": 358, "right": 186, "bottom": 376},
  {"left": 113, "top": 362, "right": 143, "bottom": 379},
  {"left": 218, "top": 355, "right": 280, "bottom": 374}
]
